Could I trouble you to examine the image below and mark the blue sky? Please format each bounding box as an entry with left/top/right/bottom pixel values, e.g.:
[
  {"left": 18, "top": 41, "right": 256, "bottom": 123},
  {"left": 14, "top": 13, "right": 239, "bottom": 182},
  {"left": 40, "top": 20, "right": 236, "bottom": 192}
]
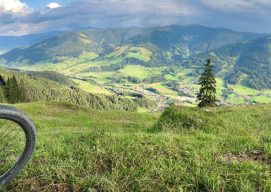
[
  {"left": 0, "top": 0, "right": 271, "bottom": 36},
  {"left": 23, "top": 0, "right": 69, "bottom": 10}
]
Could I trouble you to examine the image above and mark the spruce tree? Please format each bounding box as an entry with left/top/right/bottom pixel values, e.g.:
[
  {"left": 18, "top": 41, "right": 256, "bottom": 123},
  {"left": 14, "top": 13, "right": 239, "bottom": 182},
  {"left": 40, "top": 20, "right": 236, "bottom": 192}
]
[
  {"left": 4, "top": 77, "right": 12, "bottom": 102},
  {"left": 0, "top": 87, "right": 5, "bottom": 103},
  {"left": 19, "top": 79, "right": 27, "bottom": 102},
  {"left": 12, "top": 75, "right": 21, "bottom": 103},
  {"left": 4, "top": 75, "right": 21, "bottom": 104},
  {"left": 197, "top": 59, "right": 217, "bottom": 108},
  {"left": 0, "top": 75, "right": 6, "bottom": 103}
]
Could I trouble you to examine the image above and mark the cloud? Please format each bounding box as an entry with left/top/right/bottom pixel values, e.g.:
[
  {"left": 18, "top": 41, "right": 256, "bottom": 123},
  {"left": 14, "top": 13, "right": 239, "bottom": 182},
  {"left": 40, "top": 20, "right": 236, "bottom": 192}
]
[
  {"left": 1, "top": 0, "right": 271, "bottom": 36},
  {"left": 201, "top": 0, "right": 271, "bottom": 12},
  {"left": 47, "top": 2, "right": 61, "bottom": 9},
  {"left": 49, "top": 0, "right": 194, "bottom": 28},
  {"left": 0, "top": 0, "right": 195, "bottom": 35},
  {"left": 0, "top": 0, "right": 32, "bottom": 15}
]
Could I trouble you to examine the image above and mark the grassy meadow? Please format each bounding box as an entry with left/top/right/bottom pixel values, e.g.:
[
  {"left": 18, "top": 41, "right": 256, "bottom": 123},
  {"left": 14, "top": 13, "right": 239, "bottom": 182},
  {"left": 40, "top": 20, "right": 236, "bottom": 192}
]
[
  {"left": 1, "top": 102, "right": 271, "bottom": 192},
  {"left": 15, "top": 41, "right": 271, "bottom": 107},
  {"left": 19, "top": 59, "right": 271, "bottom": 106}
]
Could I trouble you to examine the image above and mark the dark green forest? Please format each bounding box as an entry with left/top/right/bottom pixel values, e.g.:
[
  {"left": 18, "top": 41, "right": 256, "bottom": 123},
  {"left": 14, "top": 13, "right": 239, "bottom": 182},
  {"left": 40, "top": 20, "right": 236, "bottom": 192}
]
[
  {"left": 0, "top": 69, "right": 156, "bottom": 111},
  {"left": 0, "top": 75, "right": 26, "bottom": 104}
]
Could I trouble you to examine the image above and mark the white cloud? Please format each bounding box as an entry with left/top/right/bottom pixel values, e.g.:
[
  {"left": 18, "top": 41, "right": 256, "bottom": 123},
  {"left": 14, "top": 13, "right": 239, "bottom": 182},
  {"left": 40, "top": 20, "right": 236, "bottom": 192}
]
[
  {"left": 47, "top": 2, "right": 61, "bottom": 9},
  {"left": 1, "top": 0, "right": 271, "bottom": 36},
  {"left": 201, "top": 0, "right": 271, "bottom": 12},
  {"left": 0, "top": 0, "right": 32, "bottom": 14}
]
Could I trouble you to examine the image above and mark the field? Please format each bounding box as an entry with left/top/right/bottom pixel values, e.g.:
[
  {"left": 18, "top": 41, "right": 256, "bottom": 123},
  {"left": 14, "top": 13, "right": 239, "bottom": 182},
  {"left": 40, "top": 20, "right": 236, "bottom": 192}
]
[
  {"left": 72, "top": 79, "right": 112, "bottom": 95},
  {"left": 19, "top": 59, "right": 271, "bottom": 108},
  {"left": 118, "top": 65, "right": 164, "bottom": 80},
  {"left": 3, "top": 24, "right": 271, "bottom": 107},
  {"left": 16, "top": 43, "right": 271, "bottom": 108},
  {"left": 1, "top": 102, "right": 271, "bottom": 191}
]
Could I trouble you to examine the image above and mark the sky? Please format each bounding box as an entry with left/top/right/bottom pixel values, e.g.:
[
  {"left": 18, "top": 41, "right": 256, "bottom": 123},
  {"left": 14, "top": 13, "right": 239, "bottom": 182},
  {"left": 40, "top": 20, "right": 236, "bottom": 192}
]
[{"left": 0, "top": 0, "right": 271, "bottom": 36}]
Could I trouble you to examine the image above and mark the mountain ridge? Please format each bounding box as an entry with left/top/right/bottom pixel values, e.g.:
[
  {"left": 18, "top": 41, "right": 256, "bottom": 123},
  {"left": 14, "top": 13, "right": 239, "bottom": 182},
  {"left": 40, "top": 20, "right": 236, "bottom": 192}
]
[
  {"left": 188, "top": 35, "right": 271, "bottom": 89},
  {"left": 0, "top": 25, "right": 262, "bottom": 65},
  {"left": 0, "top": 31, "right": 62, "bottom": 52},
  {"left": 1, "top": 25, "right": 271, "bottom": 106}
]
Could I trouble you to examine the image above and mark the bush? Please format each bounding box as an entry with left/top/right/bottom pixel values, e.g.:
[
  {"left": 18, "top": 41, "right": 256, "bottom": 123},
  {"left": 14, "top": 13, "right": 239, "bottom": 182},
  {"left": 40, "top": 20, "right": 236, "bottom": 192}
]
[{"left": 153, "top": 106, "right": 218, "bottom": 132}]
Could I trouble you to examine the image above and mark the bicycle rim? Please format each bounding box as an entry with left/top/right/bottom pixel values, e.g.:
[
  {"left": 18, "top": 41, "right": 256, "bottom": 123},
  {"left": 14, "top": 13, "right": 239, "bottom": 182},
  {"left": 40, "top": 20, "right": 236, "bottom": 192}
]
[{"left": 0, "top": 117, "right": 27, "bottom": 183}]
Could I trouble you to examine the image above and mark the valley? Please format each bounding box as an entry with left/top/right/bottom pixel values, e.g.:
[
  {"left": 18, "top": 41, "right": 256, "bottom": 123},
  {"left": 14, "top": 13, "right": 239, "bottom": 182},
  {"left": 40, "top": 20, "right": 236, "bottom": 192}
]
[{"left": 1, "top": 25, "right": 271, "bottom": 110}]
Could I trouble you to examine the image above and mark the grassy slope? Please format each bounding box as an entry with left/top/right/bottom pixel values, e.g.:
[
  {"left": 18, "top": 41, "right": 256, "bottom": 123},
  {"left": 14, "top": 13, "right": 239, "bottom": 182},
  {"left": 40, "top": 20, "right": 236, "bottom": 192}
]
[
  {"left": 72, "top": 79, "right": 112, "bottom": 95},
  {"left": 0, "top": 68, "right": 156, "bottom": 112},
  {"left": 16, "top": 41, "right": 271, "bottom": 106},
  {"left": 3, "top": 26, "right": 271, "bottom": 105},
  {"left": 2, "top": 102, "right": 271, "bottom": 192},
  {"left": 20, "top": 58, "right": 271, "bottom": 106},
  {"left": 119, "top": 65, "right": 157, "bottom": 80}
]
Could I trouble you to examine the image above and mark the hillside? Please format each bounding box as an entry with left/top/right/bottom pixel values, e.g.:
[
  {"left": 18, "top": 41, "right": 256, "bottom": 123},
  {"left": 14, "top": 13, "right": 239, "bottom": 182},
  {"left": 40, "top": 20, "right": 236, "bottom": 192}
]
[
  {"left": 188, "top": 36, "right": 271, "bottom": 90},
  {"left": 1, "top": 102, "right": 271, "bottom": 191},
  {"left": 1, "top": 25, "right": 271, "bottom": 107},
  {"left": 0, "top": 68, "right": 156, "bottom": 111},
  {"left": 1, "top": 25, "right": 261, "bottom": 66}
]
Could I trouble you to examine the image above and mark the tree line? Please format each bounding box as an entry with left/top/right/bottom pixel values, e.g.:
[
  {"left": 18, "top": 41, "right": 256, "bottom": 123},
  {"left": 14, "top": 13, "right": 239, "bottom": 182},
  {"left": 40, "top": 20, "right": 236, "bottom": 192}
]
[
  {"left": 0, "top": 62, "right": 217, "bottom": 109},
  {"left": 0, "top": 71, "right": 156, "bottom": 111},
  {"left": 0, "top": 75, "right": 27, "bottom": 104}
]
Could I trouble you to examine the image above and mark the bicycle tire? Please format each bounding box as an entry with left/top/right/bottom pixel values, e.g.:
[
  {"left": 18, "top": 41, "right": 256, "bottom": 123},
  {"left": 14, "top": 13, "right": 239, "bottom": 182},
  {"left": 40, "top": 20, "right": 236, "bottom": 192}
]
[{"left": 0, "top": 105, "right": 36, "bottom": 185}]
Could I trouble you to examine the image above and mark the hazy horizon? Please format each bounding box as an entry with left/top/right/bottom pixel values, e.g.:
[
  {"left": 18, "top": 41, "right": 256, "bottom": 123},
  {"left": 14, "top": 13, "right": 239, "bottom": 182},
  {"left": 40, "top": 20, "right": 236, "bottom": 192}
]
[{"left": 1, "top": 23, "right": 269, "bottom": 37}]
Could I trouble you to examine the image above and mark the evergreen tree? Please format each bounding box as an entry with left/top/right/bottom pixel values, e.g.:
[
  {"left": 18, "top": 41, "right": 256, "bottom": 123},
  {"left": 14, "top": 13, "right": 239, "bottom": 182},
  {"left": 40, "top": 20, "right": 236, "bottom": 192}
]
[
  {"left": 12, "top": 75, "right": 21, "bottom": 103},
  {"left": 197, "top": 59, "right": 217, "bottom": 108},
  {"left": 4, "top": 75, "right": 21, "bottom": 104},
  {"left": 0, "top": 87, "right": 5, "bottom": 103},
  {"left": 0, "top": 75, "right": 6, "bottom": 103},
  {"left": 19, "top": 79, "right": 27, "bottom": 102},
  {"left": 4, "top": 77, "right": 12, "bottom": 102}
]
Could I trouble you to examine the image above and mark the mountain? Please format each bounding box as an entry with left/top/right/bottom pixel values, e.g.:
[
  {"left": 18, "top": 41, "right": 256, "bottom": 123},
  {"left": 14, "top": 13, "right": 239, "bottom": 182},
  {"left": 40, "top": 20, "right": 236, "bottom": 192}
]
[
  {"left": 0, "top": 25, "right": 261, "bottom": 66},
  {"left": 187, "top": 36, "right": 271, "bottom": 89},
  {"left": 0, "top": 31, "right": 60, "bottom": 52},
  {"left": 1, "top": 25, "right": 271, "bottom": 107}
]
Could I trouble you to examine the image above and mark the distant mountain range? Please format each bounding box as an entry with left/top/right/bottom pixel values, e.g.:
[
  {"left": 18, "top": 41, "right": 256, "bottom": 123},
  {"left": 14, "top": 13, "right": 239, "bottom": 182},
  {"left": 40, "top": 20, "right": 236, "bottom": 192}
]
[
  {"left": 0, "top": 25, "right": 262, "bottom": 64},
  {"left": 1, "top": 24, "right": 271, "bottom": 106},
  {"left": 0, "top": 31, "right": 61, "bottom": 52}
]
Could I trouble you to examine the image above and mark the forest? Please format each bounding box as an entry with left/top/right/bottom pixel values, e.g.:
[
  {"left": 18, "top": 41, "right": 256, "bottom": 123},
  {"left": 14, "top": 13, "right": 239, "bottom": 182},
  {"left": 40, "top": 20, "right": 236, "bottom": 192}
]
[{"left": 0, "top": 69, "right": 156, "bottom": 112}]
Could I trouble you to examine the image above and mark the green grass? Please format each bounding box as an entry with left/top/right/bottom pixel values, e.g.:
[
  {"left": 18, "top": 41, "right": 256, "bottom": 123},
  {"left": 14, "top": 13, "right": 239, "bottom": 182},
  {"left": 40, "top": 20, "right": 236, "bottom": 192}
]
[
  {"left": 164, "top": 74, "right": 179, "bottom": 81},
  {"left": 119, "top": 65, "right": 161, "bottom": 80},
  {"left": 20, "top": 58, "right": 124, "bottom": 76},
  {"left": 78, "top": 71, "right": 116, "bottom": 84},
  {"left": 0, "top": 102, "right": 269, "bottom": 191},
  {"left": 125, "top": 47, "right": 152, "bottom": 62},
  {"left": 229, "top": 84, "right": 258, "bottom": 96},
  {"left": 228, "top": 94, "right": 246, "bottom": 104},
  {"left": 19, "top": 60, "right": 271, "bottom": 106},
  {"left": 250, "top": 96, "right": 271, "bottom": 103},
  {"left": 105, "top": 46, "right": 152, "bottom": 62},
  {"left": 176, "top": 68, "right": 193, "bottom": 77},
  {"left": 149, "top": 83, "right": 179, "bottom": 97},
  {"left": 262, "top": 89, "right": 271, "bottom": 95},
  {"left": 0, "top": 102, "right": 271, "bottom": 191},
  {"left": 72, "top": 79, "right": 112, "bottom": 95},
  {"left": 79, "top": 52, "right": 98, "bottom": 60},
  {"left": 119, "top": 65, "right": 152, "bottom": 80}
]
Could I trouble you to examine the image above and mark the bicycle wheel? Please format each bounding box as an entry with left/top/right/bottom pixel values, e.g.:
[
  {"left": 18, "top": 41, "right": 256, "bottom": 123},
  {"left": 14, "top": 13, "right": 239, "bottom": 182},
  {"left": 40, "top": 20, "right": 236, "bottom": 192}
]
[{"left": 0, "top": 105, "right": 36, "bottom": 185}]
